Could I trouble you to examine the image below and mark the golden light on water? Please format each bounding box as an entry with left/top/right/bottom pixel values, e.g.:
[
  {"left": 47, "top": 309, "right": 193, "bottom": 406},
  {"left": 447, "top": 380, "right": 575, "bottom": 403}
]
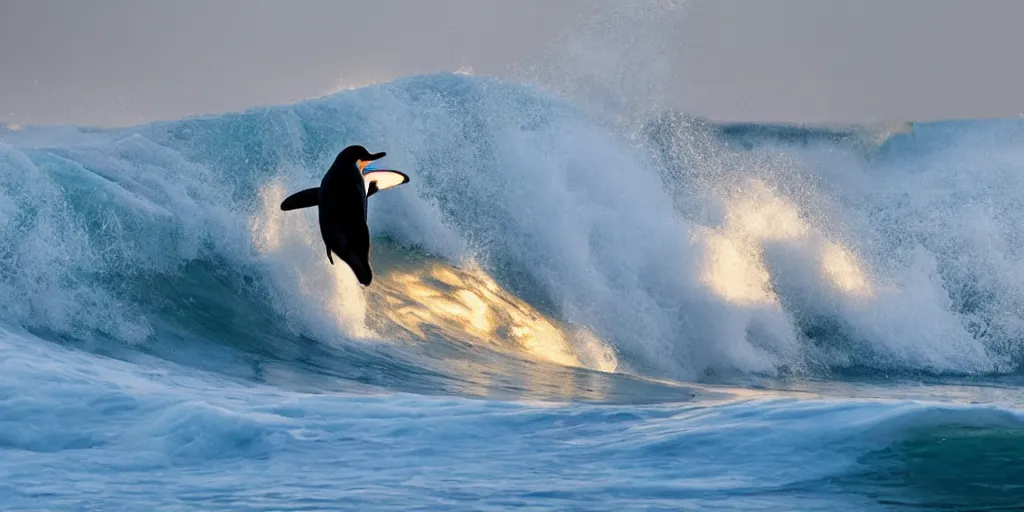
[
  {"left": 724, "top": 179, "right": 809, "bottom": 243},
  {"left": 699, "top": 178, "right": 876, "bottom": 306},
  {"left": 364, "top": 253, "right": 619, "bottom": 373},
  {"left": 699, "top": 229, "right": 777, "bottom": 306},
  {"left": 820, "top": 242, "right": 874, "bottom": 299}
]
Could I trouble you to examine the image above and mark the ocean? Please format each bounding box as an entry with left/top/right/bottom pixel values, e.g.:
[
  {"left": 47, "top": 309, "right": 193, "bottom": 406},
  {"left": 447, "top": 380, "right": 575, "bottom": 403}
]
[{"left": 1, "top": 72, "right": 1023, "bottom": 511}]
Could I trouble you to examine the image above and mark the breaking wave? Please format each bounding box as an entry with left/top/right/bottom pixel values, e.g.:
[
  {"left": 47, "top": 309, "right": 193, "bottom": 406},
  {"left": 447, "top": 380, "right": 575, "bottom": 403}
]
[{"left": 2, "top": 72, "right": 1023, "bottom": 395}]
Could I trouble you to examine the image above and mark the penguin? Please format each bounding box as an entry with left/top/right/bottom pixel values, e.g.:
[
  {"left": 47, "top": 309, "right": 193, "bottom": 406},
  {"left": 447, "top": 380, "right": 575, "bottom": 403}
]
[{"left": 279, "top": 145, "right": 409, "bottom": 286}]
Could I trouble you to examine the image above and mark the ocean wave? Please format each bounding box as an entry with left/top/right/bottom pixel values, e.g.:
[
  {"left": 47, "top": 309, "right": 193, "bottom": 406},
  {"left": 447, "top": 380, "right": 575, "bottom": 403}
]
[
  {"left": 2, "top": 73, "right": 1023, "bottom": 392},
  {"left": 3, "top": 327, "right": 1021, "bottom": 510}
]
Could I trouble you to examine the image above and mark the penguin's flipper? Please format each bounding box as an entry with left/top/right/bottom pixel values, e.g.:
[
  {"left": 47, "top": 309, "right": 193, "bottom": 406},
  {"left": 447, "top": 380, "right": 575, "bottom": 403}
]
[
  {"left": 281, "top": 187, "right": 320, "bottom": 211},
  {"left": 366, "top": 181, "right": 379, "bottom": 198},
  {"left": 362, "top": 170, "right": 409, "bottom": 198},
  {"left": 326, "top": 245, "right": 334, "bottom": 265}
]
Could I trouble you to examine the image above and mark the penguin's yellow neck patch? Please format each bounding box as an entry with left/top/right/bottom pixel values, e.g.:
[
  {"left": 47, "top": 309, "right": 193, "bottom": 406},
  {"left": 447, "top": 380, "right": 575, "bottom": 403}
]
[{"left": 357, "top": 160, "right": 370, "bottom": 172}]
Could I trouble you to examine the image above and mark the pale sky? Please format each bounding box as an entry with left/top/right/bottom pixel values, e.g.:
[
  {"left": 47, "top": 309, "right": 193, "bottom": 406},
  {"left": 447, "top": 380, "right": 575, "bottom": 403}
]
[{"left": 2, "top": 0, "right": 1024, "bottom": 126}]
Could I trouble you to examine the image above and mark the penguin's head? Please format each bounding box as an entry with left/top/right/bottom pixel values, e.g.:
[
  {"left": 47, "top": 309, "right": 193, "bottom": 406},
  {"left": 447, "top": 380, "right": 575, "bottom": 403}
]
[{"left": 339, "top": 145, "right": 386, "bottom": 172}]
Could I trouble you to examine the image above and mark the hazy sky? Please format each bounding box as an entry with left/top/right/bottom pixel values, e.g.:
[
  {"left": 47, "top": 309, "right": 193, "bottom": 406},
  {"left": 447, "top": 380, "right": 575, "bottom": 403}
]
[{"left": 3, "top": 0, "right": 1024, "bottom": 126}]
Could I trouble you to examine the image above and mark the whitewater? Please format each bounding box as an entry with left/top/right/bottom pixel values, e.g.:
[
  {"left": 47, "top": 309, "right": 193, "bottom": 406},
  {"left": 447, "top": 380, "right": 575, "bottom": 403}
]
[{"left": 3, "top": 69, "right": 1024, "bottom": 510}]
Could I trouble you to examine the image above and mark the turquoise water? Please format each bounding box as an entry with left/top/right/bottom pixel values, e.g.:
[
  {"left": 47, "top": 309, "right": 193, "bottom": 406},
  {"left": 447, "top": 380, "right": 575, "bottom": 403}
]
[{"left": 2, "top": 73, "right": 1023, "bottom": 510}]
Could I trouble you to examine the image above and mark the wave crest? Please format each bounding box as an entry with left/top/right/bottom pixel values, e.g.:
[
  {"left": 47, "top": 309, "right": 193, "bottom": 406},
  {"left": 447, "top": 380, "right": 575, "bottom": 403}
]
[{"left": 2, "top": 73, "right": 1023, "bottom": 387}]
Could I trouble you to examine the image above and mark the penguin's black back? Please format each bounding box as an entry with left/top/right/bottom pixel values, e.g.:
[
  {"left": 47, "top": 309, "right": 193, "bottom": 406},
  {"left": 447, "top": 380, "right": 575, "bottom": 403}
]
[{"left": 317, "top": 155, "right": 373, "bottom": 285}]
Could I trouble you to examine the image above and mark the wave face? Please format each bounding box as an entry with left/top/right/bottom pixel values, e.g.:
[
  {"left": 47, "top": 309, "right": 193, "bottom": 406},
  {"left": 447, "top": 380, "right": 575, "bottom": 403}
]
[{"left": 2, "top": 73, "right": 1024, "bottom": 391}]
